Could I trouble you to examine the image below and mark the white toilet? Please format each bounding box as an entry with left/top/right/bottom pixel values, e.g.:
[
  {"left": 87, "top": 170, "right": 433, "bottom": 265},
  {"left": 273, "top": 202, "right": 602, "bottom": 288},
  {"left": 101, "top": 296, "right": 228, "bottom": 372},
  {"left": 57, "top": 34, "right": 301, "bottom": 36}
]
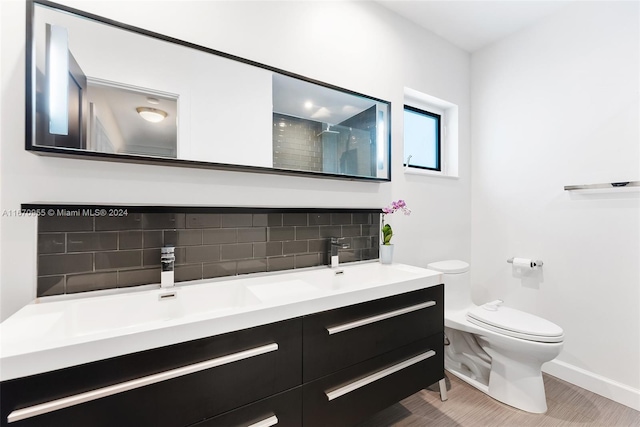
[{"left": 427, "top": 260, "right": 564, "bottom": 413}]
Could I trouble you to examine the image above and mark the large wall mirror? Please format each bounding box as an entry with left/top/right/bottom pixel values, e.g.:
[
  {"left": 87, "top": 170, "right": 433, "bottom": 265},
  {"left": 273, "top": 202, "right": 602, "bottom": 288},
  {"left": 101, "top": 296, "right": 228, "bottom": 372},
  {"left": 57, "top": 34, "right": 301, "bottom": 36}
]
[{"left": 27, "top": 1, "right": 391, "bottom": 181}]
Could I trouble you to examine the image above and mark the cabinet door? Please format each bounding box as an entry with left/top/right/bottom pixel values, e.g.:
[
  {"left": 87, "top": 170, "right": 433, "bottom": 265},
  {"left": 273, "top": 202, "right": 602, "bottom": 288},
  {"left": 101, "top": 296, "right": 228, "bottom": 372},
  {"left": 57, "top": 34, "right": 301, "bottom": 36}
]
[
  {"left": 0, "top": 318, "right": 301, "bottom": 427},
  {"left": 303, "top": 334, "right": 444, "bottom": 427},
  {"left": 303, "top": 285, "right": 443, "bottom": 382},
  {"left": 193, "top": 387, "right": 302, "bottom": 427}
]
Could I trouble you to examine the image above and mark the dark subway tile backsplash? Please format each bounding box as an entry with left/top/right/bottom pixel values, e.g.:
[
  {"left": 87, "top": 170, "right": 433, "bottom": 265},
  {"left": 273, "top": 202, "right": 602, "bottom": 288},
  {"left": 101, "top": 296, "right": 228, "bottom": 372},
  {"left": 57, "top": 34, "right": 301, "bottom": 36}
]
[
  {"left": 237, "top": 259, "right": 267, "bottom": 275},
  {"left": 67, "top": 272, "right": 118, "bottom": 294},
  {"left": 142, "top": 231, "right": 164, "bottom": 248},
  {"left": 308, "top": 213, "right": 331, "bottom": 225},
  {"left": 283, "top": 240, "right": 308, "bottom": 255},
  {"left": 40, "top": 215, "right": 93, "bottom": 232},
  {"left": 265, "top": 241, "right": 283, "bottom": 256},
  {"left": 252, "top": 214, "right": 268, "bottom": 227},
  {"left": 203, "top": 261, "right": 237, "bottom": 279},
  {"left": 319, "top": 225, "right": 342, "bottom": 238},
  {"left": 95, "top": 214, "right": 142, "bottom": 231},
  {"left": 331, "top": 213, "right": 352, "bottom": 225},
  {"left": 118, "top": 268, "right": 160, "bottom": 288},
  {"left": 173, "top": 230, "right": 203, "bottom": 246},
  {"left": 295, "top": 226, "right": 319, "bottom": 240},
  {"left": 221, "top": 214, "right": 253, "bottom": 228},
  {"left": 36, "top": 209, "right": 380, "bottom": 296},
  {"left": 175, "top": 264, "right": 203, "bottom": 282},
  {"left": 267, "top": 213, "right": 283, "bottom": 227},
  {"left": 268, "top": 256, "right": 295, "bottom": 272},
  {"left": 119, "top": 231, "right": 143, "bottom": 250},
  {"left": 203, "top": 228, "right": 237, "bottom": 244},
  {"left": 67, "top": 232, "right": 118, "bottom": 252},
  {"left": 186, "top": 214, "right": 221, "bottom": 229},
  {"left": 95, "top": 250, "right": 142, "bottom": 270},
  {"left": 268, "top": 227, "right": 295, "bottom": 241},
  {"left": 283, "top": 213, "right": 307, "bottom": 226},
  {"left": 221, "top": 243, "right": 253, "bottom": 261},
  {"left": 186, "top": 245, "right": 220, "bottom": 263},
  {"left": 237, "top": 228, "right": 266, "bottom": 243},
  {"left": 295, "top": 253, "right": 321, "bottom": 269},
  {"left": 38, "top": 275, "right": 65, "bottom": 296},
  {"left": 39, "top": 253, "right": 93, "bottom": 276},
  {"left": 342, "top": 225, "right": 362, "bottom": 237},
  {"left": 38, "top": 233, "right": 66, "bottom": 254}
]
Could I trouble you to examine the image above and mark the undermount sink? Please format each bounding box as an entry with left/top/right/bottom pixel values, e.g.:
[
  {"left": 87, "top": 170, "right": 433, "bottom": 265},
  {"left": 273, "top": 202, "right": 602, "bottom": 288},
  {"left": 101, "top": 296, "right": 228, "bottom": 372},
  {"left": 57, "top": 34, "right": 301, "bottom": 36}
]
[
  {"left": 301, "top": 262, "right": 426, "bottom": 291},
  {"left": 32, "top": 263, "right": 432, "bottom": 337},
  {"left": 245, "top": 279, "right": 323, "bottom": 304},
  {"left": 70, "top": 281, "right": 261, "bottom": 336}
]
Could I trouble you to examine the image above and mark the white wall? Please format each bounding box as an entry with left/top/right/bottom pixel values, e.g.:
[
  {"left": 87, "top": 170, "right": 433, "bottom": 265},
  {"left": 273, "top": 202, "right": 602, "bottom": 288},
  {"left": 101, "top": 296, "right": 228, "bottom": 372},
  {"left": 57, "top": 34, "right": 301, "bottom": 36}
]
[
  {"left": 0, "top": 1, "right": 470, "bottom": 321},
  {"left": 471, "top": 1, "right": 640, "bottom": 409}
]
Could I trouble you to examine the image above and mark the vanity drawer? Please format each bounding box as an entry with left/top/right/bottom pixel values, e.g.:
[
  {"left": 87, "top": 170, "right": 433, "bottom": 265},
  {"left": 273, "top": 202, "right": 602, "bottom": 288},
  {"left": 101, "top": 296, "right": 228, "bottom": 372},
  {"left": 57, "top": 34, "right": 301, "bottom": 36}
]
[
  {"left": 302, "top": 333, "right": 444, "bottom": 427},
  {"left": 303, "top": 285, "right": 443, "bottom": 381},
  {"left": 193, "top": 387, "right": 302, "bottom": 427},
  {"left": 0, "top": 318, "right": 301, "bottom": 427}
]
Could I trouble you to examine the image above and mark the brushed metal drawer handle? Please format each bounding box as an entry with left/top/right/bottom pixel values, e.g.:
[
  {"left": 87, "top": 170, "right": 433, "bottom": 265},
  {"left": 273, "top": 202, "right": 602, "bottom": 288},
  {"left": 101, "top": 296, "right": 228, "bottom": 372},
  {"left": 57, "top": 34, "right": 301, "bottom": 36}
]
[
  {"left": 325, "top": 350, "right": 436, "bottom": 401},
  {"left": 7, "top": 343, "right": 279, "bottom": 423},
  {"left": 326, "top": 301, "right": 436, "bottom": 335},
  {"left": 248, "top": 414, "right": 279, "bottom": 427}
]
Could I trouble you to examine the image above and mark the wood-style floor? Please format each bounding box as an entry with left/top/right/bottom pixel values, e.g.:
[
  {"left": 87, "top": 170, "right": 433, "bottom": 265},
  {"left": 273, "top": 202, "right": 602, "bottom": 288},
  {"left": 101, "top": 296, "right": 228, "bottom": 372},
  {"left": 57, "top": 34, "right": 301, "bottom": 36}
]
[{"left": 358, "top": 373, "right": 640, "bottom": 426}]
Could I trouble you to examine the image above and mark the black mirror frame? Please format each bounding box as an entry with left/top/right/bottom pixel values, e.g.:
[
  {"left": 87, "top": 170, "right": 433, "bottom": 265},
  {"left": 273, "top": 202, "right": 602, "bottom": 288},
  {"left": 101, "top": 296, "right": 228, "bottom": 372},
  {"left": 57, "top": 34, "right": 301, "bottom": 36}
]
[{"left": 25, "top": 0, "right": 392, "bottom": 182}]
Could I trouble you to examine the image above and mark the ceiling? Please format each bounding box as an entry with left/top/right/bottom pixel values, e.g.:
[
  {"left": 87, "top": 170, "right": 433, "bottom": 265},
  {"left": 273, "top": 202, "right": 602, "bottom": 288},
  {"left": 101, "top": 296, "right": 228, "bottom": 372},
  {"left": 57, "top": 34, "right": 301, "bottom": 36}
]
[
  {"left": 376, "top": 1, "right": 572, "bottom": 52},
  {"left": 273, "top": 73, "right": 378, "bottom": 125}
]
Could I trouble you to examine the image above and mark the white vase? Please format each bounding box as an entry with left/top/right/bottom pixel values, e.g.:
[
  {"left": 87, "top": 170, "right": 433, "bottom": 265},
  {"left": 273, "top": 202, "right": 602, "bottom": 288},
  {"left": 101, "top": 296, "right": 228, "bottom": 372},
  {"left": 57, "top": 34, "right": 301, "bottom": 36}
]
[{"left": 380, "top": 244, "right": 394, "bottom": 264}]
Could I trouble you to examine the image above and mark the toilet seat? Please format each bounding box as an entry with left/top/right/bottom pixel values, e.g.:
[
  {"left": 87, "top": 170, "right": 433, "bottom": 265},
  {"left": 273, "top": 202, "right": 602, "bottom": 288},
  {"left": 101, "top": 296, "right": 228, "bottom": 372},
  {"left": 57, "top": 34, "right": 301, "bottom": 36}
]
[
  {"left": 466, "top": 305, "right": 564, "bottom": 343},
  {"left": 427, "top": 260, "right": 469, "bottom": 273}
]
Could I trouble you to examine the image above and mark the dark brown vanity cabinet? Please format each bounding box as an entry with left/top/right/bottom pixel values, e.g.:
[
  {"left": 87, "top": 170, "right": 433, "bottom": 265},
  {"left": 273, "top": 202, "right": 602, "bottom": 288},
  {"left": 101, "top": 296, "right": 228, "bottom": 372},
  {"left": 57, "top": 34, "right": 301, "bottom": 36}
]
[
  {"left": 0, "top": 319, "right": 302, "bottom": 427},
  {"left": 192, "top": 387, "right": 303, "bottom": 427},
  {"left": 303, "top": 286, "right": 443, "bottom": 382},
  {"left": 302, "top": 286, "right": 444, "bottom": 427},
  {"left": 0, "top": 285, "right": 444, "bottom": 427}
]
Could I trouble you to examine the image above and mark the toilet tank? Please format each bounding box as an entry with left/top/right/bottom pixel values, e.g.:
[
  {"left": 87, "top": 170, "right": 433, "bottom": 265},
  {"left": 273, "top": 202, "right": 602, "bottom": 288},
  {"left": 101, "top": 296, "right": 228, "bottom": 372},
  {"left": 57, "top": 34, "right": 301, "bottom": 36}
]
[{"left": 427, "top": 260, "right": 473, "bottom": 311}]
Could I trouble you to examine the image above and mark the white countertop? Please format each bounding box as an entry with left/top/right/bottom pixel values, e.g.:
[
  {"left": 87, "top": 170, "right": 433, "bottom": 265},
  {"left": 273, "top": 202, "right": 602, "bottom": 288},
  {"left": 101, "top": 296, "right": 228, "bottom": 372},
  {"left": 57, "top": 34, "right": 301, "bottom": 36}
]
[{"left": 0, "top": 262, "right": 441, "bottom": 381}]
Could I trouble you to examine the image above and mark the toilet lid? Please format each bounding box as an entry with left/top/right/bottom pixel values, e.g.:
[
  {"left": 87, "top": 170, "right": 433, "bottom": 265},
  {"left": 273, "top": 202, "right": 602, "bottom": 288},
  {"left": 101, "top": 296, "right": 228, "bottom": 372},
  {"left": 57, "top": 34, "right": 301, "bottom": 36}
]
[
  {"left": 427, "top": 260, "right": 469, "bottom": 274},
  {"left": 466, "top": 305, "right": 564, "bottom": 343}
]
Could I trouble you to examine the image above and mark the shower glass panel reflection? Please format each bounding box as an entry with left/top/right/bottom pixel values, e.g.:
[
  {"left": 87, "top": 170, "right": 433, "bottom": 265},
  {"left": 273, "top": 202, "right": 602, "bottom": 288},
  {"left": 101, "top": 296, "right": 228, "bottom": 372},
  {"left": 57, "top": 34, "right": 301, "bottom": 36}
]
[
  {"left": 320, "top": 124, "right": 373, "bottom": 177},
  {"left": 272, "top": 113, "right": 376, "bottom": 177},
  {"left": 271, "top": 73, "right": 387, "bottom": 179}
]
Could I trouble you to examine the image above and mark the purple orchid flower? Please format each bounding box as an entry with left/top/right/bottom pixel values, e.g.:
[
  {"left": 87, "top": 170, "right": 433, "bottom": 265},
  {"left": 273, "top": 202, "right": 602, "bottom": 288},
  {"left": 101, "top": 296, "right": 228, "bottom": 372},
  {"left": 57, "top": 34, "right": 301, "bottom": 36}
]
[
  {"left": 382, "top": 200, "right": 411, "bottom": 216},
  {"left": 381, "top": 200, "right": 411, "bottom": 246}
]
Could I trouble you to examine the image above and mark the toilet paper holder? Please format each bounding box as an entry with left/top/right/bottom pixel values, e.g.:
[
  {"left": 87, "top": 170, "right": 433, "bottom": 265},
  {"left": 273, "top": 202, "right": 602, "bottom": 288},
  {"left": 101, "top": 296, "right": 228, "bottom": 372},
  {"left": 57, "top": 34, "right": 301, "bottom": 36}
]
[{"left": 507, "top": 258, "right": 544, "bottom": 267}]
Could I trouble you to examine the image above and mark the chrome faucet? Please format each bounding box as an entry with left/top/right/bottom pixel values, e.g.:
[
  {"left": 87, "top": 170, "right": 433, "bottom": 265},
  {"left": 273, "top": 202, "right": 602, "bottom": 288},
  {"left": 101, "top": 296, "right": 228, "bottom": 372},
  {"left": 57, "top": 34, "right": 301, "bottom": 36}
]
[
  {"left": 329, "top": 237, "right": 350, "bottom": 268},
  {"left": 160, "top": 245, "right": 175, "bottom": 288}
]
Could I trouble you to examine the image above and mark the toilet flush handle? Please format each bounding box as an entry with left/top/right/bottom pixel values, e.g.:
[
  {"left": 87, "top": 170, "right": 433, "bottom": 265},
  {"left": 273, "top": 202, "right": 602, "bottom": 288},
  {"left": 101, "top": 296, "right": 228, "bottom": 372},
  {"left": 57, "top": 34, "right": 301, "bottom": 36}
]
[{"left": 482, "top": 299, "right": 504, "bottom": 311}]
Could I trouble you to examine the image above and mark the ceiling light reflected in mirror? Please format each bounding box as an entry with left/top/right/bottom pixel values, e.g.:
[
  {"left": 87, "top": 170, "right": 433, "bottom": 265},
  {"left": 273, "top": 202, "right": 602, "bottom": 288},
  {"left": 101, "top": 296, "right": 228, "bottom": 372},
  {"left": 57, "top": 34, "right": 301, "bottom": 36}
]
[{"left": 136, "top": 107, "right": 168, "bottom": 123}]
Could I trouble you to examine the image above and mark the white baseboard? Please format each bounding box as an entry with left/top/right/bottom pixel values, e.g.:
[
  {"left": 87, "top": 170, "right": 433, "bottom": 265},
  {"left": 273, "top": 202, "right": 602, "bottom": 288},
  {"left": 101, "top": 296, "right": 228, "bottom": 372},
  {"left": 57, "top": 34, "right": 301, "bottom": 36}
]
[{"left": 543, "top": 359, "right": 640, "bottom": 411}]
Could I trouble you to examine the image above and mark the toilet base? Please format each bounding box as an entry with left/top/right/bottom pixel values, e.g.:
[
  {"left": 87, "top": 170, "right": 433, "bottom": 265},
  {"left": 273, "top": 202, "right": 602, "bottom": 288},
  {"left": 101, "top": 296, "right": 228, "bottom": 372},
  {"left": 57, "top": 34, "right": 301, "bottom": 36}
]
[
  {"left": 444, "top": 326, "right": 557, "bottom": 414},
  {"left": 446, "top": 361, "right": 548, "bottom": 413},
  {"left": 485, "top": 349, "right": 548, "bottom": 413}
]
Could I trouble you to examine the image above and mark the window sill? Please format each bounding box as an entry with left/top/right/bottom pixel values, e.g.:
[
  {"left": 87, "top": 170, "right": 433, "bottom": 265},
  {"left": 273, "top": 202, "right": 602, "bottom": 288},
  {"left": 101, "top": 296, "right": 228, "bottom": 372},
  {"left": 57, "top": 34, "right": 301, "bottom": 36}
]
[{"left": 403, "top": 167, "right": 459, "bottom": 179}]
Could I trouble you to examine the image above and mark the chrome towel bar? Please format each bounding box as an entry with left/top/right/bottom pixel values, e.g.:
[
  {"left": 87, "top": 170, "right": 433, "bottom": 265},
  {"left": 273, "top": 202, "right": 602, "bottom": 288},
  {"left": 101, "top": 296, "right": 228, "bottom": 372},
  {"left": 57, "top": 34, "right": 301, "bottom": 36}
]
[{"left": 564, "top": 181, "right": 639, "bottom": 191}]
